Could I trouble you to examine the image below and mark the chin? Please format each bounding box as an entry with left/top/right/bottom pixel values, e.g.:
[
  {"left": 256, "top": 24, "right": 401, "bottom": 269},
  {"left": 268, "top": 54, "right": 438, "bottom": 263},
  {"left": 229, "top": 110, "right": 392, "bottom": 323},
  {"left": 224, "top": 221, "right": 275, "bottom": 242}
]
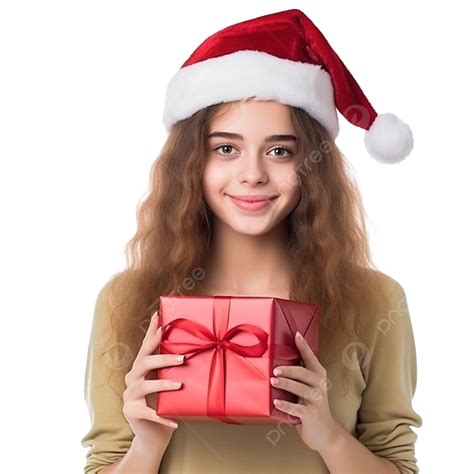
[{"left": 226, "top": 217, "right": 278, "bottom": 236}]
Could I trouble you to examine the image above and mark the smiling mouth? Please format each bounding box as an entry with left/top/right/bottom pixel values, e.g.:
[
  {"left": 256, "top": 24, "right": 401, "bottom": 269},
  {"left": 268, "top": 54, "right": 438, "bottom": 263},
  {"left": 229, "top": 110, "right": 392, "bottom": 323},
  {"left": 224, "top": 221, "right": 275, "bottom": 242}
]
[
  {"left": 226, "top": 195, "right": 278, "bottom": 203},
  {"left": 235, "top": 198, "right": 275, "bottom": 203}
]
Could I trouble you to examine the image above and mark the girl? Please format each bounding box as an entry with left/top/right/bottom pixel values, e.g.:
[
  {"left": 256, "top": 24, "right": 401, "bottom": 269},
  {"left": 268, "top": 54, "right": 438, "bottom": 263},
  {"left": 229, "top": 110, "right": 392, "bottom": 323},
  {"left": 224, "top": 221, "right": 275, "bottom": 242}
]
[{"left": 81, "top": 9, "right": 422, "bottom": 474}]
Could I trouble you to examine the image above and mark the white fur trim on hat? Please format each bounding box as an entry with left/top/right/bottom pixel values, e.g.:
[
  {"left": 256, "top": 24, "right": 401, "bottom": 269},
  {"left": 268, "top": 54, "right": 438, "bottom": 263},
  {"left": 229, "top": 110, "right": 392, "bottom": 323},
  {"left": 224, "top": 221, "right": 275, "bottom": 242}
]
[{"left": 162, "top": 50, "right": 339, "bottom": 139}]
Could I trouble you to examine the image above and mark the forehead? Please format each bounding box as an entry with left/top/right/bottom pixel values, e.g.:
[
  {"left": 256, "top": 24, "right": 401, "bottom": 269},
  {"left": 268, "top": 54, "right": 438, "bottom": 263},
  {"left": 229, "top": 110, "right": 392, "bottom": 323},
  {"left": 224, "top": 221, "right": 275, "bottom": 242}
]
[{"left": 209, "top": 99, "right": 294, "bottom": 133}]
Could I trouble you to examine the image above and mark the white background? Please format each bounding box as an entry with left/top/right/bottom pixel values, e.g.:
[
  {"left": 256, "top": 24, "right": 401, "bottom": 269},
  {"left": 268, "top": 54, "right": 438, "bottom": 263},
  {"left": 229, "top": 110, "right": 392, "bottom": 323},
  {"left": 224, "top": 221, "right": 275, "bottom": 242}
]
[{"left": 1, "top": 0, "right": 472, "bottom": 472}]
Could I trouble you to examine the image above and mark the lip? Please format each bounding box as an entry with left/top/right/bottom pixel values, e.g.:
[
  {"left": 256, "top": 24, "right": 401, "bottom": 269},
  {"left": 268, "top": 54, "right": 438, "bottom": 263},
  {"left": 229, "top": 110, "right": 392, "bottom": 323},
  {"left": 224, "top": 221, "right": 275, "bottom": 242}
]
[
  {"left": 227, "top": 194, "right": 278, "bottom": 202},
  {"left": 227, "top": 194, "right": 277, "bottom": 212}
]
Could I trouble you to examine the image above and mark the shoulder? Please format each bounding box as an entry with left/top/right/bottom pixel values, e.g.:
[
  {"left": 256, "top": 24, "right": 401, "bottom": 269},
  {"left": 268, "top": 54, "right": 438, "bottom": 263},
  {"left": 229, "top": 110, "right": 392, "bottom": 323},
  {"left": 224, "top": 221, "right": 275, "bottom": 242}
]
[
  {"left": 364, "top": 267, "right": 406, "bottom": 297},
  {"left": 377, "top": 269, "right": 406, "bottom": 299},
  {"left": 374, "top": 270, "right": 410, "bottom": 322},
  {"left": 90, "top": 271, "right": 134, "bottom": 335},
  {"left": 94, "top": 269, "right": 139, "bottom": 311},
  {"left": 364, "top": 268, "right": 408, "bottom": 312},
  {"left": 349, "top": 270, "right": 421, "bottom": 409},
  {"left": 358, "top": 269, "right": 413, "bottom": 343}
]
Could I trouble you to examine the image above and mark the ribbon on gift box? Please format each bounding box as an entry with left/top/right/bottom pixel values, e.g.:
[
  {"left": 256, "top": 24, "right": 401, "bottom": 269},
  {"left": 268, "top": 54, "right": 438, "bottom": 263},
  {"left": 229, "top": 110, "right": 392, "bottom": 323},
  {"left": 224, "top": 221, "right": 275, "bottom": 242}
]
[{"left": 159, "top": 296, "right": 300, "bottom": 424}]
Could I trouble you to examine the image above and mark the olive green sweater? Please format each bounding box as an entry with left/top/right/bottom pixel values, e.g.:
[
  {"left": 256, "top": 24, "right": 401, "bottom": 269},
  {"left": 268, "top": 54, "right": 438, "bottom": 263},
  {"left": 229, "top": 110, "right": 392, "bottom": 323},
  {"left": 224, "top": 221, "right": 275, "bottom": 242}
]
[{"left": 81, "top": 273, "right": 422, "bottom": 473}]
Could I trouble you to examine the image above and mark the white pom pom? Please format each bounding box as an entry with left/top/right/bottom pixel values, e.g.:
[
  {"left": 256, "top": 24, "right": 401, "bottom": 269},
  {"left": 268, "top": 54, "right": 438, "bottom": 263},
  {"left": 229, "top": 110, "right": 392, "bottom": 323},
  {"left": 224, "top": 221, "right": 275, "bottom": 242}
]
[{"left": 364, "top": 112, "right": 414, "bottom": 164}]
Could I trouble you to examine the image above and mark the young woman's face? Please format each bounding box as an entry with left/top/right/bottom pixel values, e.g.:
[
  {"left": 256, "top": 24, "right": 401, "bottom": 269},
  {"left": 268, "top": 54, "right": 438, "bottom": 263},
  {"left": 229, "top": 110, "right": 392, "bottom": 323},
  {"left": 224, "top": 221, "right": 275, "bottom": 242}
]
[{"left": 202, "top": 100, "right": 301, "bottom": 236}]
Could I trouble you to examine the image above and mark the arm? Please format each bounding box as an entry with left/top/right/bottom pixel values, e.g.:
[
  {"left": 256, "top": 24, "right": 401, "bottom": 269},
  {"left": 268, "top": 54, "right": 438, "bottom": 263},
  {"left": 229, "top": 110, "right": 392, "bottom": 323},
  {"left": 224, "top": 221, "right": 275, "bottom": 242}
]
[
  {"left": 318, "top": 421, "right": 400, "bottom": 473},
  {"left": 321, "top": 276, "right": 422, "bottom": 473},
  {"left": 97, "top": 436, "right": 165, "bottom": 473},
  {"left": 80, "top": 281, "right": 170, "bottom": 473}
]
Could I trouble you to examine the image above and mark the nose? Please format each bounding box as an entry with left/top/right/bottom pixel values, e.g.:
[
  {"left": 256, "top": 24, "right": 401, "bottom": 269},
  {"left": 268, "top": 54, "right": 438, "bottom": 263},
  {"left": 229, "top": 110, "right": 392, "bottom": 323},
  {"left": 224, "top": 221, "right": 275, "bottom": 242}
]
[{"left": 237, "top": 154, "right": 269, "bottom": 185}]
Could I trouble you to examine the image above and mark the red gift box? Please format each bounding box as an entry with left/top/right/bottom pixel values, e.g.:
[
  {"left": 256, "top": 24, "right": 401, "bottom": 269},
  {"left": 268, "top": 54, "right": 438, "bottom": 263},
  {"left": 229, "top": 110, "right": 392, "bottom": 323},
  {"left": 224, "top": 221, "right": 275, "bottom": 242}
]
[{"left": 154, "top": 295, "right": 320, "bottom": 425}]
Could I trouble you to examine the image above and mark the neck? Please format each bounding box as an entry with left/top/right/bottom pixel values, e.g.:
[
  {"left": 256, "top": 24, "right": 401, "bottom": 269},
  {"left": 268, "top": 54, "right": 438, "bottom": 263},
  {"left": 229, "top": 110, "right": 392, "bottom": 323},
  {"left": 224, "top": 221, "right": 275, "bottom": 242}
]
[{"left": 202, "top": 218, "right": 291, "bottom": 295}]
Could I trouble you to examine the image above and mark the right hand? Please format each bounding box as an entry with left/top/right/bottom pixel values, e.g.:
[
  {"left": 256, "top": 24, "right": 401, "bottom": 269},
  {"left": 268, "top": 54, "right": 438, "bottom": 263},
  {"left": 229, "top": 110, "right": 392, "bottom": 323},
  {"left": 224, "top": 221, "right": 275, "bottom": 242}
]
[{"left": 122, "top": 311, "right": 185, "bottom": 449}]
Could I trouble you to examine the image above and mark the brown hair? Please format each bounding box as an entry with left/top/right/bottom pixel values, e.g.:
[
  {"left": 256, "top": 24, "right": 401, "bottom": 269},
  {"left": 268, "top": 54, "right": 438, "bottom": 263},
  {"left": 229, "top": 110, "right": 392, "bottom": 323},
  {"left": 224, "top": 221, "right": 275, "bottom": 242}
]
[{"left": 100, "top": 100, "right": 388, "bottom": 400}]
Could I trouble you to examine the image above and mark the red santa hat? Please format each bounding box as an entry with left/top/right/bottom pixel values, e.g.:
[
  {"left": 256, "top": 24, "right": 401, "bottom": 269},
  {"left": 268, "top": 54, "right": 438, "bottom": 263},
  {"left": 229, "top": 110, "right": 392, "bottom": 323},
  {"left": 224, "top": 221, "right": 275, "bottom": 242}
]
[{"left": 162, "top": 9, "right": 414, "bottom": 164}]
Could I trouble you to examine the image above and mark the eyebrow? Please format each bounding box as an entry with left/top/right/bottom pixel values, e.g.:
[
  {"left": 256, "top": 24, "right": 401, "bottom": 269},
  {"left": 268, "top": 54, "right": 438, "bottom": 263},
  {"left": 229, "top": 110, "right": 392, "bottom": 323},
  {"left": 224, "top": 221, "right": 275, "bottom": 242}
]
[{"left": 208, "top": 131, "right": 297, "bottom": 143}]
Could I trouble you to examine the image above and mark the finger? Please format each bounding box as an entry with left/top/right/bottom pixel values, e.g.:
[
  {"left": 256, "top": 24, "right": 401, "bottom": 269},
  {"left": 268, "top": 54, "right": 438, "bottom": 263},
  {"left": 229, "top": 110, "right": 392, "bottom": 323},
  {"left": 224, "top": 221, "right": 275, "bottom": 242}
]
[
  {"left": 295, "top": 331, "right": 324, "bottom": 374},
  {"left": 138, "top": 406, "right": 179, "bottom": 429},
  {"left": 135, "top": 353, "right": 184, "bottom": 381},
  {"left": 273, "top": 365, "right": 313, "bottom": 385},
  {"left": 273, "top": 398, "right": 305, "bottom": 421},
  {"left": 143, "top": 352, "right": 185, "bottom": 371},
  {"left": 137, "top": 311, "right": 160, "bottom": 358},
  {"left": 127, "top": 379, "right": 182, "bottom": 399},
  {"left": 131, "top": 378, "right": 183, "bottom": 398},
  {"left": 270, "top": 376, "right": 309, "bottom": 399}
]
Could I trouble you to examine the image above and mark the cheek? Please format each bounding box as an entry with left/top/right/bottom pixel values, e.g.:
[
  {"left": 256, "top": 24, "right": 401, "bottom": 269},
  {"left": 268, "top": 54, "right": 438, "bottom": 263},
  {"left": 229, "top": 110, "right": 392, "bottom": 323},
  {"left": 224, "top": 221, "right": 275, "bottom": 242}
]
[
  {"left": 202, "top": 163, "right": 216, "bottom": 189},
  {"left": 202, "top": 162, "right": 226, "bottom": 199},
  {"left": 275, "top": 166, "right": 300, "bottom": 197}
]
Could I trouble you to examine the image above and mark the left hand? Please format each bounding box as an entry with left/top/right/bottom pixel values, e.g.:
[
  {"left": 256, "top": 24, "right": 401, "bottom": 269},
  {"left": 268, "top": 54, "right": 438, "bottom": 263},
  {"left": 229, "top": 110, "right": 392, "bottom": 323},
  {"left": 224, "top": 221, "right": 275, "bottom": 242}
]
[{"left": 270, "top": 331, "right": 342, "bottom": 453}]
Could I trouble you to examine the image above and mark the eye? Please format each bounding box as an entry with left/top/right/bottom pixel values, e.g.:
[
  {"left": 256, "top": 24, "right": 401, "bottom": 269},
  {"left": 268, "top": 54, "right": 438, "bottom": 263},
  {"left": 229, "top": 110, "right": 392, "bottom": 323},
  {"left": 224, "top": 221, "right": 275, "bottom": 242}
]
[
  {"left": 268, "top": 147, "right": 293, "bottom": 158},
  {"left": 213, "top": 144, "right": 238, "bottom": 156},
  {"left": 212, "top": 144, "right": 294, "bottom": 159}
]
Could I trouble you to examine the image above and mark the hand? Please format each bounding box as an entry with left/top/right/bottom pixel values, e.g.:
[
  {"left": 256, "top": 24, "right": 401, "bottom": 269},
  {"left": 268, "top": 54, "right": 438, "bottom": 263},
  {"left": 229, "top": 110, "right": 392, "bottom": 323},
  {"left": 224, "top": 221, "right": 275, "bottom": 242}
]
[
  {"left": 270, "top": 331, "right": 342, "bottom": 453},
  {"left": 122, "top": 311, "right": 185, "bottom": 449}
]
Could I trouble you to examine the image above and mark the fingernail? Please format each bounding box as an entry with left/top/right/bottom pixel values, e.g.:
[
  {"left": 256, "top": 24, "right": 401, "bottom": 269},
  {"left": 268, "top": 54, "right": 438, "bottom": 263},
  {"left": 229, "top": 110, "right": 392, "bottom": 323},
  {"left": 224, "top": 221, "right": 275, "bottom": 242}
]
[
  {"left": 174, "top": 355, "right": 184, "bottom": 361},
  {"left": 296, "top": 331, "right": 302, "bottom": 339}
]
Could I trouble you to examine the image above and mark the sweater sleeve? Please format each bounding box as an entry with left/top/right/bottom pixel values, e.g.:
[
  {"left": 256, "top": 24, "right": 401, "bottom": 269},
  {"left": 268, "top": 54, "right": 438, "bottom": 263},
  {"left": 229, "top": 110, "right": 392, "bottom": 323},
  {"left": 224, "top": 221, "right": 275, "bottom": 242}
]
[
  {"left": 80, "top": 281, "right": 134, "bottom": 473},
  {"left": 355, "top": 277, "right": 422, "bottom": 474}
]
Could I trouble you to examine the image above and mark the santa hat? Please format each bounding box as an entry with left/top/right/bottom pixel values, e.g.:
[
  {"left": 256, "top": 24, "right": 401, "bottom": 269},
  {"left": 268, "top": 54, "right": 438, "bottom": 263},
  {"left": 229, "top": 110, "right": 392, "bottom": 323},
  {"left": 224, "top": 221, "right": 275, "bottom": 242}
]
[{"left": 162, "top": 9, "right": 414, "bottom": 164}]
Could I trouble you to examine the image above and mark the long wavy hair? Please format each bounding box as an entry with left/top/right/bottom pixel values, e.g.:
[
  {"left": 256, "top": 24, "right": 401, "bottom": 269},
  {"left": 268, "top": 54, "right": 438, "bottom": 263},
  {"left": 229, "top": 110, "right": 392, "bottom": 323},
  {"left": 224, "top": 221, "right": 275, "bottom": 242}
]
[{"left": 100, "top": 99, "right": 388, "bottom": 400}]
